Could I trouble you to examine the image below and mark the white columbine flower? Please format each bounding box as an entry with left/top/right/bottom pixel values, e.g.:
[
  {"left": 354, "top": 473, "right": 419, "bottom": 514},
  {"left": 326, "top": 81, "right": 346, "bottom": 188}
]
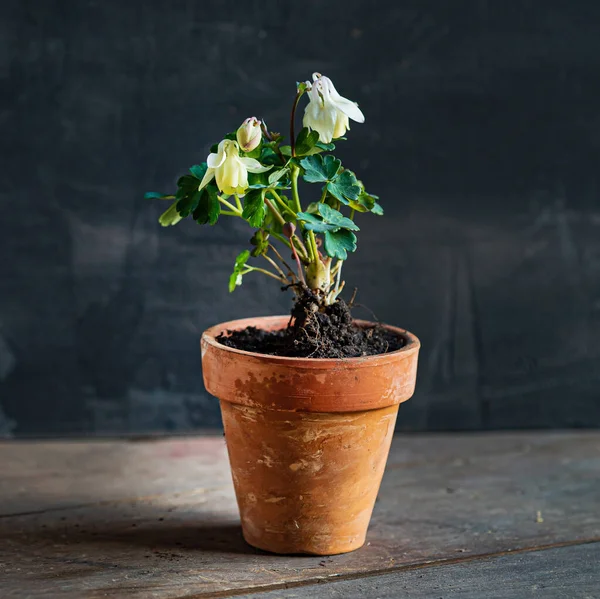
[
  {"left": 303, "top": 73, "right": 365, "bottom": 144},
  {"left": 199, "top": 139, "right": 271, "bottom": 196}
]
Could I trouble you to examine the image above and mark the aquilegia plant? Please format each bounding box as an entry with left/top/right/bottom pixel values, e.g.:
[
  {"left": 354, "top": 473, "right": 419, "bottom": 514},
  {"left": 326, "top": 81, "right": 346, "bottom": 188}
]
[{"left": 147, "top": 73, "right": 382, "bottom": 306}]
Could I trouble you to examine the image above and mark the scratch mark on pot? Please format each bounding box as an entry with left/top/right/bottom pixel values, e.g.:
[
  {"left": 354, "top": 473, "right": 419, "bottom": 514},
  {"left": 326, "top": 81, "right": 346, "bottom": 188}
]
[{"left": 257, "top": 453, "right": 274, "bottom": 467}]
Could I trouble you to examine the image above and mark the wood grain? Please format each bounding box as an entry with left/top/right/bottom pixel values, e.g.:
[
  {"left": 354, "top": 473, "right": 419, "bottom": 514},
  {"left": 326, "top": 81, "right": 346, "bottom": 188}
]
[
  {"left": 0, "top": 432, "right": 598, "bottom": 597},
  {"left": 249, "top": 542, "right": 600, "bottom": 599}
]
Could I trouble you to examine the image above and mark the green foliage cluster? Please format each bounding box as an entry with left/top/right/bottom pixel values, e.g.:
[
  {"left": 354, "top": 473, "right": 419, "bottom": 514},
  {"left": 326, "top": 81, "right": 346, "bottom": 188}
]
[{"left": 146, "top": 78, "right": 383, "bottom": 304}]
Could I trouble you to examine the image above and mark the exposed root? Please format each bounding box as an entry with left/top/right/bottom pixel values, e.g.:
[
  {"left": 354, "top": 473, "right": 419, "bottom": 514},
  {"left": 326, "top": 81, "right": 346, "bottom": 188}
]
[{"left": 216, "top": 288, "right": 404, "bottom": 358}]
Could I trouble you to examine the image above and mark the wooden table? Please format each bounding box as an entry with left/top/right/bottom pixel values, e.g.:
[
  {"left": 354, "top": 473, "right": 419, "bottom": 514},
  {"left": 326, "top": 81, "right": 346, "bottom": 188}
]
[{"left": 1, "top": 432, "right": 598, "bottom": 598}]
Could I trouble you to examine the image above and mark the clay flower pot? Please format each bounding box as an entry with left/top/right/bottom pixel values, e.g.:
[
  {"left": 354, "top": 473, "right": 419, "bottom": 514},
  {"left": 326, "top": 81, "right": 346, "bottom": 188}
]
[{"left": 201, "top": 316, "right": 420, "bottom": 555}]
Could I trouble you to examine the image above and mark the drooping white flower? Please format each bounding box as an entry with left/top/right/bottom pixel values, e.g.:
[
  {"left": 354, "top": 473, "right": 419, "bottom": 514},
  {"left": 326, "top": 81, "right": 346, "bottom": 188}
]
[
  {"left": 199, "top": 139, "right": 271, "bottom": 196},
  {"left": 302, "top": 73, "right": 365, "bottom": 144},
  {"left": 236, "top": 117, "right": 262, "bottom": 152}
]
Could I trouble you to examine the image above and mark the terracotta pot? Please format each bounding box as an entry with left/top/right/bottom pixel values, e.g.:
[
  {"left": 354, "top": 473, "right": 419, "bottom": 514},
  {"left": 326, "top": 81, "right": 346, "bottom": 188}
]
[{"left": 201, "top": 316, "right": 420, "bottom": 555}]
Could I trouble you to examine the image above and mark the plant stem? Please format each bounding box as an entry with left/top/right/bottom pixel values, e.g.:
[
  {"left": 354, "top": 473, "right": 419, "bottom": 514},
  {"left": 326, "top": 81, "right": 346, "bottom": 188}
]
[
  {"left": 268, "top": 243, "right": 295, "bottom": 276},
  {"left": 350, "top": 208, "right": 356, "bottom": 220},
  {"left": 218, "top": 196, "right": 242, "bottom": 215},
  {"left": 331, "top": 260, "right": 342, "bottom": 275},
  {"left": 269, "top": 189, "right": 295, "bottom": 219},
  {"left": 243, "top": 266, "right": 287, "bottom": 284},
  {"left": 220, "top": 210, "right": 239, "bottom": 216},
  {"left": 290, "top": 89, "right": 304, "bottom": 158},
  {"left": 264, "top": 197, "right": 286, "bottom": 227},
  {"left": 307, "top": 230, "right": 319, "bottom": 263},
  {"left": 270, "top": 231, "right": 308, "bottom": 262},
  {"left": 234, "top": 194, "right": 242, "bottom": 211},
  {"left": 335, "top": 260, "right": 343, "bottom": 294},
  {"left": 289, "top": 241, "right": 306, "bottom": 284},
  {"left": 290, "top": 164, "right": 302, "bottom": 213},
  {"left": 319, "top": 186, "right": 328, "bottom": 203},
  {"left": 263, "top": 253, "right": 289, "bottom": 281}
]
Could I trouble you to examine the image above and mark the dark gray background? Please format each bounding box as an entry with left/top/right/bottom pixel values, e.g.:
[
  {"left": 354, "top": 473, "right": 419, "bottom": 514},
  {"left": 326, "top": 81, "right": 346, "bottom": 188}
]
[{"left": 1, "top": 0, "right": 599, "bottom": 437}]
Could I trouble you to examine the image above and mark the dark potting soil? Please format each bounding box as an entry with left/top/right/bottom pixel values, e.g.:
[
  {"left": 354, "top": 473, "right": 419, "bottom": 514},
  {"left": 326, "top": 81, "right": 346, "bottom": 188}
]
[{"left": 216, "top": 293, "right": 405, "bottom": 359}]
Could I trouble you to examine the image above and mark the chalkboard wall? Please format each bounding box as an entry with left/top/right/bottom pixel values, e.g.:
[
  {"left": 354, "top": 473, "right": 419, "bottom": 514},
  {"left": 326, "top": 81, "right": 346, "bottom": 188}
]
[{"left": 1, "top": 0, "right": 600, "bottom": 436}]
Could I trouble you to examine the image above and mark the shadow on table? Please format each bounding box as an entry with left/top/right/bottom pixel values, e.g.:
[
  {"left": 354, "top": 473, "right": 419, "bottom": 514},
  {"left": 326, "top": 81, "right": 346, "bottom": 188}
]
[{"left": 5, "top": 505, "right": 263, "bottom": 556}]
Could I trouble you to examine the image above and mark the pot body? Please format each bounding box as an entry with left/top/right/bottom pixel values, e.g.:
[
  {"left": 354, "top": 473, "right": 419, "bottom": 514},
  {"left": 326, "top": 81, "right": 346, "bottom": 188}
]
[{"left": 201, "top": 316, "right": 420, "bottom": 555}]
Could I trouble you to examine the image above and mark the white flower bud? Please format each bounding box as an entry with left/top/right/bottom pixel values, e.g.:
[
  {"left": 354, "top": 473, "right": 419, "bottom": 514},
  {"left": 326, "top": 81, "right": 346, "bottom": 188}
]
[{"left": 236, "top": 117, "right": 262, "bottom": 152}]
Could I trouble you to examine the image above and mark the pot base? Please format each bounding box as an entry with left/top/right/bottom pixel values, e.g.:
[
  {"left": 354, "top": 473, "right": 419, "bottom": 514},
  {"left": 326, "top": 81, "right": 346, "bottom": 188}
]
[
  {"left": 242, "top": 530, "right": 366, "bottom": 556},
  {"left": 221, "top": 401, "right": 399, "bottom": 556}
]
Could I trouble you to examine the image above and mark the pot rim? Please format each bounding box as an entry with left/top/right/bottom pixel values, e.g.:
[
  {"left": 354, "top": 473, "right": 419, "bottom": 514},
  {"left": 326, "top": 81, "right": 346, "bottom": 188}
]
[{"left": 202, "top": 315, "right": 420, "bottom": 366}]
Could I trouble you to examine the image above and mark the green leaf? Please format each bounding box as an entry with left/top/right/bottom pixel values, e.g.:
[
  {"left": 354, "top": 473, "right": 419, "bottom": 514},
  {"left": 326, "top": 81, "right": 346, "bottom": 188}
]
[
  {"left": 248, "top": 171, "right": 270, "bottom": 189},
  {"left": 296, "top": 212, "right": 339, "bottom": 233},
  {"left": 268, "top": 167, "right": 290, "bottom": 186},
  {"left": 295, "top": 127, "right": 320, "bottom": 156},
  {"left": 177, "top": 174, "right": 200, "bottom": 192},
  {"left": 193, "top": 186, "right": 220, "bottom": 225},
  {"left": 349, "top": 189, "right": 384, "bottom": 215},
  {"left": 176, "top": 190, "right": 202, "bottom": 217},
  {"left": 260, "top": 146, "right": 282, "bottom": 166},
  {"left": 305, "top": 202, "right": 321, "bottom": 214},
  {"left": 242, "top": 189, "right": 266, "bottom": 227},
  {"left": 317, "top": 204, "right": 360, "bottom": 231},
  {"left": 316, "top": 141, "right": 335, "bottom": 152},
  {"left": 323, "top": 229, "right": 357, "bottom": 260},
  {"left": 229, "top": 250, "right": 250, "bottom": 293},
  {"left": 326, "top": 170, "right": 361, "bottom": 205},
  {"left": 348, "top": 190, "right": 375, "bottom": 213},
  {"left": 250, "top": 229, "right": 270, "bottom": 257},
  {"left": 158, "top": 203, "right": 183, "bottom": 227},
  {"left": 300, "top": 154, "right": 341, "bottom": 183},
  {"left": 298, "top": 203, "right": 360, "bottom": 234},
  {"left": 145, "top": 192, "right": 175, "bottom": 200},
  {"left": 280, "top": 145, "right": 292, "bottom": 156},
  {"left": 189, "top": 164, "right": 208, "bottom": 180}
]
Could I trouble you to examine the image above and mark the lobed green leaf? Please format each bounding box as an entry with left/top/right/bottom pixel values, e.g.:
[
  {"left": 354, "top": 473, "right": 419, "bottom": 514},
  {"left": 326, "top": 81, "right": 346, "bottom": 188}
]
[
  {"left": 242, "top": 189, "right": 267, "bottom": 227},
  {"left": 158, "top": 203, "right": 183, "bottom": 227},
  {"left": 229, "top": 250, "right": 250, "bottom": 292},
  {"left": 297, "top": 211, "right": 339, "bottom": 233},
  {"left": 317, "top": 204, "right": 359, "bottom": 231},
  {"left": 294, "top": 127, "right": 320, "bottom": 156},
  {"left": 326, "top": 170, "right": 361, "bottom": 205},
  {"left": 323, "top": 229, "right": 357, "bottom": 260},
  {"left": 268, "top": 167, "right": 290, "bottom": 186},
  {"left": 193, "top": 186, "right": 220, "bottom": 225},
  {"left": 300, "top": 154, "right": 341, "bottom": 183}
]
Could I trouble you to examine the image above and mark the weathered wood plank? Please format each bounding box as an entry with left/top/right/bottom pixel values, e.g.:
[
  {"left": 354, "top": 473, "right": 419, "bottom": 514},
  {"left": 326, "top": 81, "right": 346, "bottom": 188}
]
[
  {"left": 0, "top": 432, "right": 598, "bottom": 598},
  {"left": 248, "top": 542, "right": 600, "bottom": 599}
]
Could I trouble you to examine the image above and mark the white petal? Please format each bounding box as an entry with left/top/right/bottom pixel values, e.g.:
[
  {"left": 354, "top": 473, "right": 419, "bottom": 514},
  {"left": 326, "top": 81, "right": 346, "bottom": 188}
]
[
  {"left": 332, "top": 111, "right": 349, "bottom": 139},
  {"left": 239, "top": 157, "right": 272, "bottom": 173},
  {"left": 216, "top": 156, "right": 241, "bottom": 194},
  {"left": 323, "top": 76, "right": 365, "bottom": 123},
  {"left": 207, "top": 140, "right": 227, "bottom": 168},
  {"left": 303, "top": 100, "right": 337, "bottom": 144},
  {"left": 207, "top": 152, "right": 224, "bottom": 168},
  {"left": 330, "top": 96, "right": 365, "bottom": 123},
  {"left": 198, "top": 167, "right": 215, "bottom": 190}
]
